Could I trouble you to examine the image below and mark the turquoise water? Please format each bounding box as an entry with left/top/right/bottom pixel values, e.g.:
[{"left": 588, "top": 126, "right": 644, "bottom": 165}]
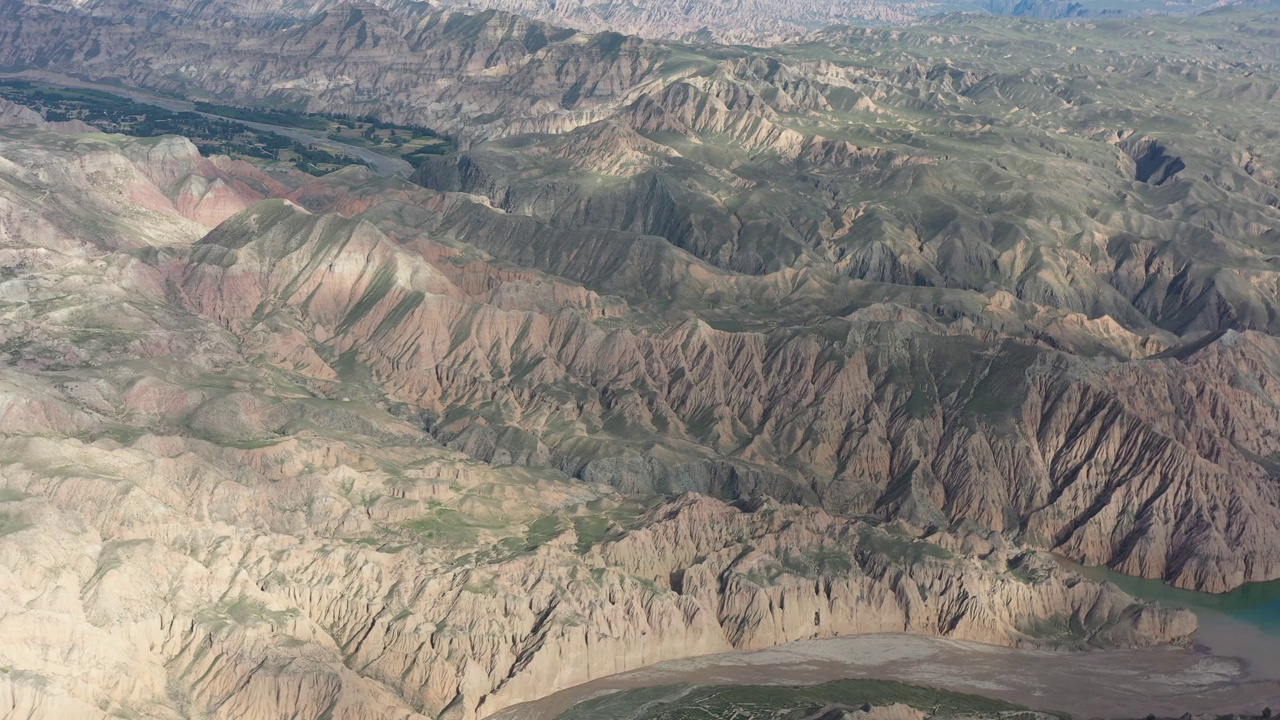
[{"left": 1060, "top": 559, "right": 1280, "bottom": 635}]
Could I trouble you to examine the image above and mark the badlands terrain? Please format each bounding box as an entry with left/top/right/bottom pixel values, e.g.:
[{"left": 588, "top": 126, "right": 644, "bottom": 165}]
[
  {"left": 3, "top": 0, "right": 1278, "bottom": 591},
  {"left": 0, "top": 105, "right": 1198, "bottom": 720},
  {"left": 0, "top": 0, "right": 1278, "bottom": 718}
]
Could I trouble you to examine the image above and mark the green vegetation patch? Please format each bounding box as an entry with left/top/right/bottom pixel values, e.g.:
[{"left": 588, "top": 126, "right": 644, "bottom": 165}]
[
  {"left": 193, "top": 101, "right": 329, "bottom": 131},
  {"left": 0, "top": 511, "right": 30, "bottom": 536},
  {"left": 858, "top": 526, "right": 954, "bottom": 564},
  {"left": 196, "top": 597, "right": 300, "bottom": 630},
  {"left": 1019, "top": 613, "right": 1092, "bottom": 649},
  {"left": 194, "top": 100, "right": 456, "bottom": 165},
  {"left": 449, "top": 512, "right": 569, "bottom": 565},
  {"left": 780, "top": 547, "right": 855, "bottom": 578},
  {"left": 526, "top": 514, "right": 565, "bottom": 547},
  {"left": 571, "top": 498, "right": 654, "bottom": 553},
  {"left": 572, "top": 514, "right": 613, "bottom": 553},
  {"left": 403, "top": 507, "right": 506, "bottom": 548},
  {"left": 0, "top": 488, "right": 29, "bottom": 503}
]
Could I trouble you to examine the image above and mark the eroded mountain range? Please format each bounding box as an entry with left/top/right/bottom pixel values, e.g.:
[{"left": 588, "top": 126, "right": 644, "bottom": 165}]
[
  {"left": 5, "top": 0, "right": 1276, "bottom": 590},
  {"left": 0, "top": 106, "right": 1197, "bottom": 720},
  {"left": 0, "top": 0, "right": 1278, "bottom": 718}
]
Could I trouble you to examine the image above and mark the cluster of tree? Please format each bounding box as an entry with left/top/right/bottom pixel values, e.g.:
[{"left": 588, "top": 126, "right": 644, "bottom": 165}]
[
  {"left": 1, "top": 81, "right": 144, "bottom": 124},
  {"left": 352, "top": 113, "right": 446, "bottom": 140},
  {"left": 191, "top": 100, "right": 451, "bottom": 147},
  {"left": 403, "top": 143, "right": 455, "bottom": 168},
  {"left": 193, "top": 101, "right": 329, "bottom": 132},
  {"left": 192, "top": 99, "right": 456, "bottom": 160},
  {"left": 288, "top": 141, "right": 369, "bottom": 175}
]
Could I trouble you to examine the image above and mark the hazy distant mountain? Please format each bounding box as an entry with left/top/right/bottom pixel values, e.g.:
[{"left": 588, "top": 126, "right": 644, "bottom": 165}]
[
  {"left": 22, "top": 0, "right": 1226, "bottom": 41},
  {"left": 424, "top": 0, "right": 925, "bottom": 42},
  {"left": 984, "top": 0, "right": 1092, "bottom": 18},
  {"left": 424, "top": 0, "right": 1220, "bottom": 40}
]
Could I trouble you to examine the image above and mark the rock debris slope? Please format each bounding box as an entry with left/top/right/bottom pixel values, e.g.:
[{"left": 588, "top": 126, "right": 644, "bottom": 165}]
[{"left": 0, "top": 117, "right": 1195, "bottom": 720}]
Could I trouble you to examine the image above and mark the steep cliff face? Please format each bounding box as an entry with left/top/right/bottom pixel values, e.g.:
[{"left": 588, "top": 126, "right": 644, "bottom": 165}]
[{"left": 0, "top": 443, "right": 1191, "bottom": 720}]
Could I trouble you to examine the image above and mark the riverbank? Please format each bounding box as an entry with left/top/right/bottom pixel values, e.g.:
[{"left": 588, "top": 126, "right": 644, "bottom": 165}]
[{"left": 489, "top": 630, "right": 1280, "bottom": 720}]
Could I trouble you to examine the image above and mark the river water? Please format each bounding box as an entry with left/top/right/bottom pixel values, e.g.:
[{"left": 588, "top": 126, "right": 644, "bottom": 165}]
[
  {"left": 1063, "top": 560, "right": 1280, "bottom": 637},
  {"left": 1062, "top": 558, "right": 1280, "bottom": 704}
]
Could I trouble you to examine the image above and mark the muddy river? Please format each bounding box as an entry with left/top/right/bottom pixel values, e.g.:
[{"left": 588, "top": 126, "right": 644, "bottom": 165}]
[{"left": 491, "top": 572, "right": 1280, "bottom": 719}]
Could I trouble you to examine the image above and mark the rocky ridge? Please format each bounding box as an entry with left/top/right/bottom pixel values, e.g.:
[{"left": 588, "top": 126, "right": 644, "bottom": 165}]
[
  {"left": 154, "top": 183, "right": 1280, "bottom": 594},
  {"left": 430, "top": 0, "right": 1214, "bottom": 41}
]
